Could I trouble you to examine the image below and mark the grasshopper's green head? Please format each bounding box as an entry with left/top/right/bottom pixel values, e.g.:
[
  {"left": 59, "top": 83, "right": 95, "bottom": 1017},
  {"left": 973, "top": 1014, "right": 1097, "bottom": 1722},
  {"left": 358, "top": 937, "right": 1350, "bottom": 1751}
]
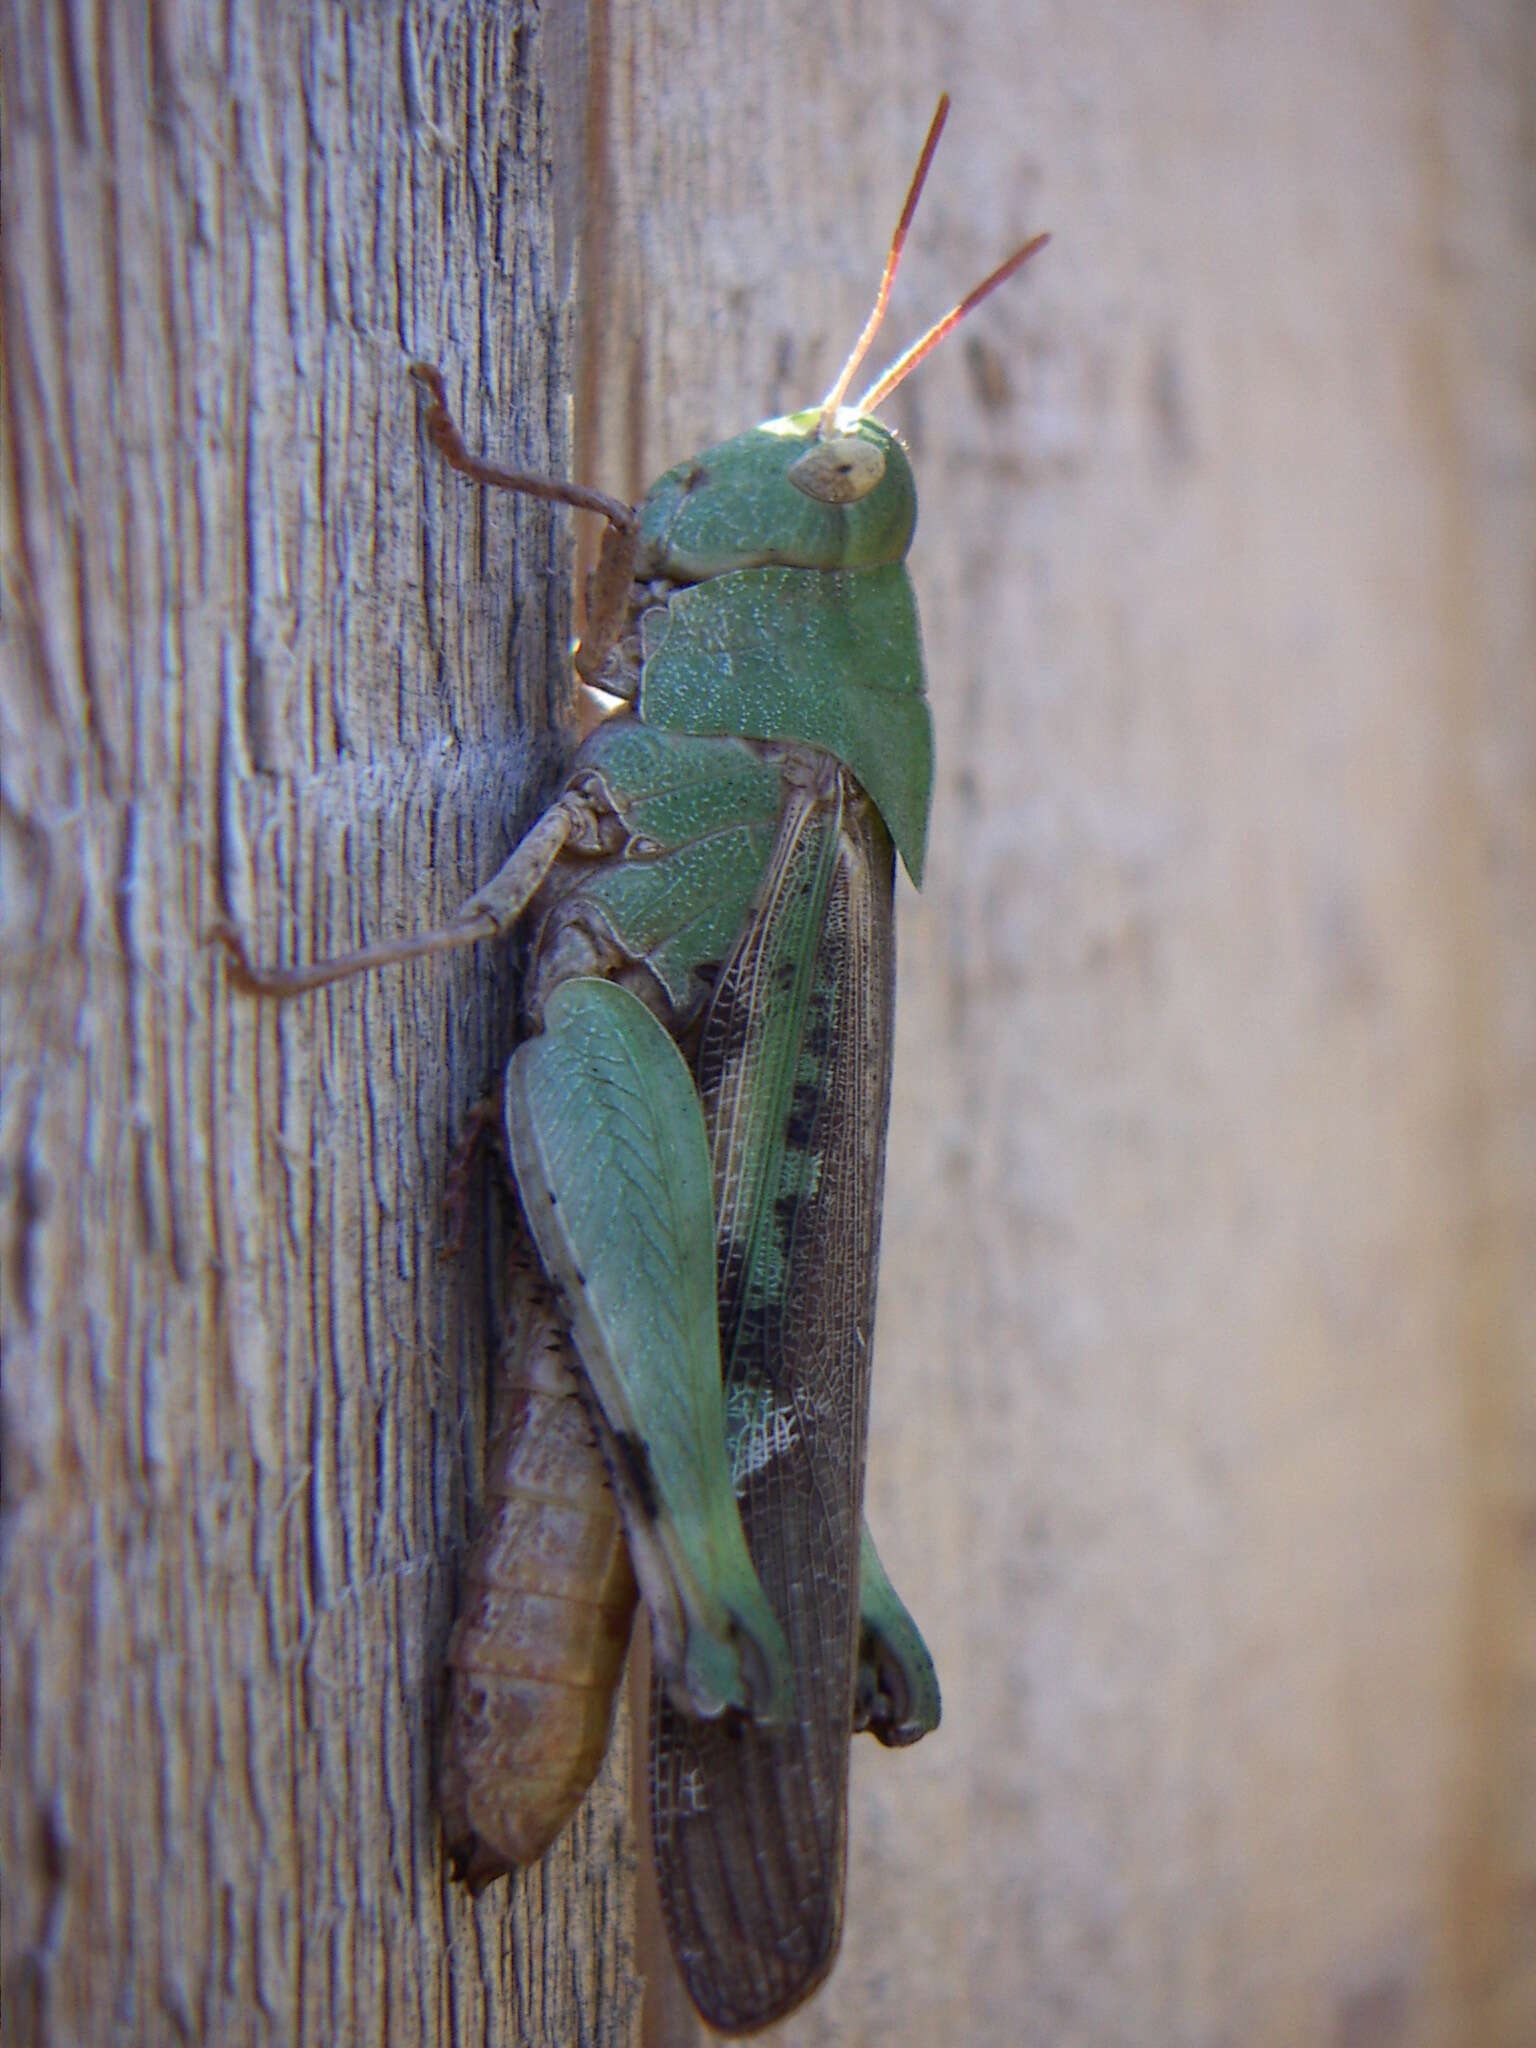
[
  {"left": 636, "top": 97, "right": 1046, "bottom": 589},
  {"left": 637, "top": 412, "right": 917, "bottom": 582}
]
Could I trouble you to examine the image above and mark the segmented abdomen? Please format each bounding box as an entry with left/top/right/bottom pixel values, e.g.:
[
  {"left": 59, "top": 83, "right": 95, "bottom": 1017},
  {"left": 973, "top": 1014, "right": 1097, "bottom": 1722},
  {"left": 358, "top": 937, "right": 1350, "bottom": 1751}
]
[{"left": 440, "top": 1269, "right": 638, "bottom": 1888}]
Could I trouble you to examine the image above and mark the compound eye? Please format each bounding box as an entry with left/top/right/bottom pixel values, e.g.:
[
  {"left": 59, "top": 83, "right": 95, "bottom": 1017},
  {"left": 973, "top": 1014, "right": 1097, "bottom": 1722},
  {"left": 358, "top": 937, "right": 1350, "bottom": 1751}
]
[{"left": 787, "top": 432, "right": 886, "bottom": 504}]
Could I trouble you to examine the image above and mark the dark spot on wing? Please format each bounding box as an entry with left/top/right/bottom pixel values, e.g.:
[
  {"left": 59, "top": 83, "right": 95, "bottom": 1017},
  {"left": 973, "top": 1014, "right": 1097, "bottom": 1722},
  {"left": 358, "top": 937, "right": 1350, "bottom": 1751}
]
[
  {"left": 803, "top": 1008, "right": 833, "bottom": 1061},
  {"left": 783, "top": 1079, "right": 822, "bottom": 1150},
  {"left": 683, "top": 463, "right": 711, "bottom": 492}
]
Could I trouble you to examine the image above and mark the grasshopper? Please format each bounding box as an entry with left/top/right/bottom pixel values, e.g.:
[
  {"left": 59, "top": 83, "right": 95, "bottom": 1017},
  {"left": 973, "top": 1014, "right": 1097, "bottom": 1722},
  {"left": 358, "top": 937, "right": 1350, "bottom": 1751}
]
[{"left": 221, "top": 96, "right": 1046, "bottom": 2034}]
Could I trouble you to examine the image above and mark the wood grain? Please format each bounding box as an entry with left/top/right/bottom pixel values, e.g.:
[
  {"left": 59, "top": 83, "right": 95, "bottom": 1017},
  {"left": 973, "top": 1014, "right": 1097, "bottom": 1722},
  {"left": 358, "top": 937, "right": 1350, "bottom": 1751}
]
[
  {"left": 4, "top": 5, "right": 1532, "bottom": 2047},
  {"left": 2, "top": 6, "right": 636, "bottom": 2044}
]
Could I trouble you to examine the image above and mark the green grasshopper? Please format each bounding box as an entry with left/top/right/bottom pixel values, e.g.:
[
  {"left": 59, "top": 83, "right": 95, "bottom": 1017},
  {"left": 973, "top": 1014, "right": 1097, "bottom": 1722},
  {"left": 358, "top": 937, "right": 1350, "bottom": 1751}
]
[{"left": 222, "top": 95, "right": 1046, "bottom": 2034}]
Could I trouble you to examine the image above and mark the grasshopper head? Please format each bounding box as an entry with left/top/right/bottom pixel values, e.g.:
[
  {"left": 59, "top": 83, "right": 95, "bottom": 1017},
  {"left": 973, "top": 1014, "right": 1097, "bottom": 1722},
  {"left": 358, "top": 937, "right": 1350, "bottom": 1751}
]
[
  {"left": 636, "top": 411, "right": 917, "bottom": 581},
  {"left": 638, "top": 97, "right": 1045, "bottom": 587}
]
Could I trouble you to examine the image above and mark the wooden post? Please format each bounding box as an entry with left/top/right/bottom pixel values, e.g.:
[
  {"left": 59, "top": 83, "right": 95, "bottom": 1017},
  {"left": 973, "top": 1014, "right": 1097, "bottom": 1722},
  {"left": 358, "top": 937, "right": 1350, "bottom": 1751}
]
[
  {"left": 3, "top": 7, "right": 637, "bottom": 2043},
  {"left": 5, "top": 6, "right": 1533, "bottom": 2047}
]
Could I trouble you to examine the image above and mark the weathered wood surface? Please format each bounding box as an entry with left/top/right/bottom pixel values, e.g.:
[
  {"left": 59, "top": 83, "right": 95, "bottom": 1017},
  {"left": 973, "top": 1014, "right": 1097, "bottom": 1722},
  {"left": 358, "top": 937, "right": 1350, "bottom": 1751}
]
[
  {"left": 2, "top": 6, "right": 636, "bottom": 2044},
  {"left": 4, "top": 5, "right": 1533, "bottom": 2048}
]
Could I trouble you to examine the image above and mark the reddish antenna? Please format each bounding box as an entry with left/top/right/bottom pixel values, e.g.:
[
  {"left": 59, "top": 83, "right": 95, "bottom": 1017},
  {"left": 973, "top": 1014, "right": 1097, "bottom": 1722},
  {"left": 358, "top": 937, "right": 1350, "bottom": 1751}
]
[
  {"left": 818, "top": 94, "right": 953, "bottom": 435},
  {"left": 854, "top": 230, "right": 1051, "bottom": 419}
]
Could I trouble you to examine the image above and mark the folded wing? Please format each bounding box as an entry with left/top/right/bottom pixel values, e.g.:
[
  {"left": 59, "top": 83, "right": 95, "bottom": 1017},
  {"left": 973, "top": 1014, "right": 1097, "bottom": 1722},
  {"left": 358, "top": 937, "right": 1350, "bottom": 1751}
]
[{"left": 649, "top": 757, "right": 897, "bottom": 2033}]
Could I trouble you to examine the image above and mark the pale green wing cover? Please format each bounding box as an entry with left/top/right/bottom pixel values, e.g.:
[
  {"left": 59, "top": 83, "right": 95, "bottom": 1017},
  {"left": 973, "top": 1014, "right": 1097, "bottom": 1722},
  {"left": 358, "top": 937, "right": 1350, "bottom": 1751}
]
[
  {"left": 504, "top": 977, "right": 791, "bottom": 1722},
  {"left": 639, "top": 562, "right": 934, "bottom": 886}
]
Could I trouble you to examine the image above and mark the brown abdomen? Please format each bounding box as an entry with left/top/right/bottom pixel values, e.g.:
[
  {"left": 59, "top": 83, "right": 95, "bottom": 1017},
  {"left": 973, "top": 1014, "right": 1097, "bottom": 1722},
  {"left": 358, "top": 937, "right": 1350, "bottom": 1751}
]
[{"left": 440, "top": 1274, "right": 638, "bottom": 1887}]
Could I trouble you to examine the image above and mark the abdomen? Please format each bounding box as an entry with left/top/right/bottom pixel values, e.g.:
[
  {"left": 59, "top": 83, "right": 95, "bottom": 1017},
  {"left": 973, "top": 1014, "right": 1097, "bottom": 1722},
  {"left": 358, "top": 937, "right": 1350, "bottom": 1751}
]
[{"left": 440, "top": 1267, "right": 638, "bottom": 1887}]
